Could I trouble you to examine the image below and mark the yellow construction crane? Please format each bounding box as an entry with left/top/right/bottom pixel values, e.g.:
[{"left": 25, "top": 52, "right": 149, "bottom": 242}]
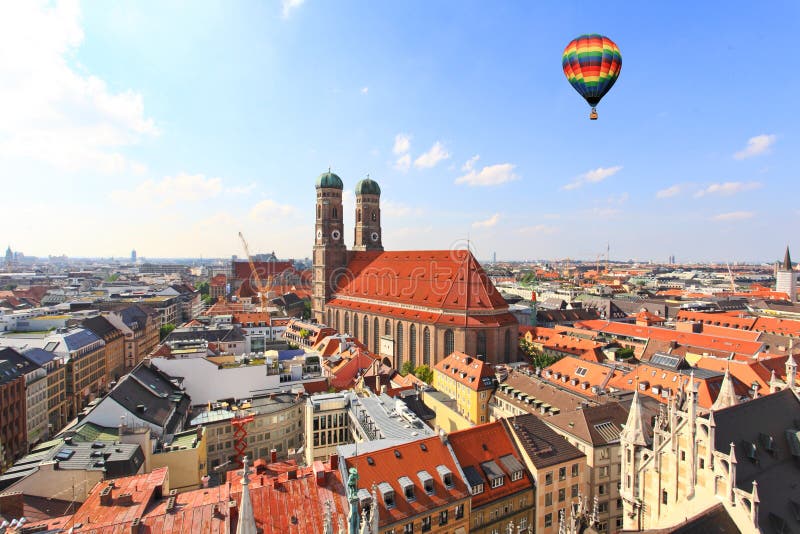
[
  {"left": 238, "top": 231, "right": 271, "bottom": 312},
  {"left": 726, "top": 263, "right": 736, "bottom": 293}
]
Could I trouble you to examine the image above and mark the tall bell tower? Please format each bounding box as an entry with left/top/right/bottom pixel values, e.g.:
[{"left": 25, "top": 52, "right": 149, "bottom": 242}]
[
  {"left": 312, "top": 170, "right": 348, "bottom": 323},
  {"left": 353, "top": 176, "right": 383, "bottom": 252}
]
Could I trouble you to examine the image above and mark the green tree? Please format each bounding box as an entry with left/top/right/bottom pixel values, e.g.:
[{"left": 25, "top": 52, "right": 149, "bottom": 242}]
[
  {"left": 616, "top": 347, "right": 635, "bottom": 360},
  {"left": 302, "top": 300, "right": 312, "bottom": 320},
  {"left": 202, "top": 294, "right": 215, "bottom": 306},
  {"left": 105, "top": 273, "right": 119, "bottom": 282},
  {"left": 299, "top": 328, "right": 311, "bottom": 339},
  {"left": 400, "top": 360, "right": 415, "bottom": 376},
  {"left": 159, "top": 323, "right": 176, "bottom": 340},
  {"left": 519, "top": 339, "right": 557, "bottom": 369},
  {"left": 413, "top": 364, "right": 434, "bottom": 384},
  {"left": 197, "top": 281, "right": 210, "bottom": 295}
]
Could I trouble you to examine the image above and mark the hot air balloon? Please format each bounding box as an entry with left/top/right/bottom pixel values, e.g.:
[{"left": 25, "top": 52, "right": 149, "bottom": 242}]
[{"left": 562, "top": 34, "right": 622, "bottom": 120}]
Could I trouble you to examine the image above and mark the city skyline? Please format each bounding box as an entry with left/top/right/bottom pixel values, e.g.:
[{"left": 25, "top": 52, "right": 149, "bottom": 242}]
[{"left": 2, "top": 1, "right": 799, "bottom": 262}]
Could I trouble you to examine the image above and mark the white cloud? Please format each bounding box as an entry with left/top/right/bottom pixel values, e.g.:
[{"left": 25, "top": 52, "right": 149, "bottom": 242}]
[
  {"left": 0, "top": 2, "right": 158, "bottom": 174},
  {"left": 225, "top": 182, "right": 257, "bottom": 195},
  {"left": 734, "top": 134, "right": 776, "bottom": 160},
  {"left": 462, "top": 154, "right": 480, "bottom": 172},
  {"left": 455, "top": 162, "right": 518, "bottom": 187},
  {"left": 711, "top": 211, "right": 754, "bottom": 222},
  {"left": 585, "top": 207, "right": 621, "bottom": 219},
  {"left": 110, "top": 173, "right": 223, "bottom": 207},
  {"left": 281, "top": 0, "right": 305, "bottom": 18},
  {"left": 518, "top": 224, "right": 558, "bottom": 235},
  {"left": 472, "top": 213, "right": 500, "bottom": 228},
  {"left": 382, "top": 200, "right": 424, "bottom": 217},
  {"left": 393, "top": 153, "right": 411, "bottom": 172},
  {"left": 694, "top": 181, "right": 761, "bottom": 198},
  {"left": 249, "top": 198, "right": 298, "bottom": 220},
  {"left": 606, "top": 192, "right": 629, "bottom": 205},
  {"left": 414, "top": 142, "right": 450, "bottom": 168},
  {"left": 563, "top": 166, "right": 623, "bottom": 190},
  {"left": 360, "top": 86, "right": 369, "bottom": 95},
  {"left": 393, "top": 134, "right": 411, "bottom": 155},
  {"left": 656, "top": 184, "right": 682, "bottom": 198}
]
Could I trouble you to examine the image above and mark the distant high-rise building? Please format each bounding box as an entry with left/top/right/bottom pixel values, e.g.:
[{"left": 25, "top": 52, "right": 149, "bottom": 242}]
[
  {"left": 668, "top": 254, "right": 675, "bottom": 265},
  {"left": 131, "top": 249, "right": 137, "bottom": 263},
  {"left": 4, "top": 245, "right": 12, "bottom": 267},
  {"left": 776, "top": 246, "right": 797, "bottom": 302},
  {"left": 492, "top": 251, "right": 497, "bottom": 263}
]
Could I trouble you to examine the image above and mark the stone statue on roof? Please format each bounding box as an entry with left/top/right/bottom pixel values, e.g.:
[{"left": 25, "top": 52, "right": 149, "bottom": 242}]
[{"left": 347, "top": 467, "right": 359, "bottom": 500}]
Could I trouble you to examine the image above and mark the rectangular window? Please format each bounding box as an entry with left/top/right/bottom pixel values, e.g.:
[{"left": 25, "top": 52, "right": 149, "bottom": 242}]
[
  {"left": 490, "top": 476, "right": 504, "bottom": 488},
  {"left": 511, "top": 470, "right": 523, "bottom": 482},
  {"left": 559, "top": 467, "right": 566, "bottom": 481},
  {"left": 545, "top": 493, "right": 553, "bottom": 506},
  {"left": 571, "top": 484, "right": 579, "bottom": 498},
  {"left": 599, "top": 502, "right": 609, "bottom": 513},
  {"left": 545, "top": 514, "right": 553, "bottom": 527},
  {"left": 455, "top": 504, "right": 464, "bottom": 520},
  {"left": 599, "top": 484, "right": 607, "bottom": 495},
  {"left": 545, "top": 472, "right": 553, "bottom": 485},
  {"left": 599, "top": 466, "right": 609, "bottom": 478},
  {"left": 421, "top": 516, "right": 431, "bottom": 532},
  {"left": 558, "top": 489, "right": 566, "bottom": 502},
  {"left": 403, "top": 523, "right": 414, "bottom": 534},
  {"left": 439, "top": 510, "right": 448, "bottom": 526},
  {"left": 571, "top": 463, "right": 579, "bottom": 477}
]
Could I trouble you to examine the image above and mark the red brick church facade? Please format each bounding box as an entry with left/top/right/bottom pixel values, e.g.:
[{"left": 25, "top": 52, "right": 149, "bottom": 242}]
[{"left": 312, "top": 171, "right": 518, "bottom": 368}]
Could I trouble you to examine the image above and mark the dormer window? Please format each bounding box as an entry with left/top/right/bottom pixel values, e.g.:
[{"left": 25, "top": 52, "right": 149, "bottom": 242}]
[
  {"left": 398, "top": 476, "right": 415, "bottom": 502},
  {"left": 418, "top": 470, "right": 434, "bottom": 495},
  {"left": 436, "top": 465, "right": 454, "bottom": 488},
  {"left": 481, "top": 460, "right": 505, "bottom": 489},
  {"left": 379, "top": 482, "right": 395, "bottom": 509}
]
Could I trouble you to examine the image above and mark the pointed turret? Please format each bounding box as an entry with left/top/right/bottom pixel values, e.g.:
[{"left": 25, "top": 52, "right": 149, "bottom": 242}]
[
  {"left": 787, "top": 340, "right": 797, "bottom": 390},
  {"left": 621, "top": 389, "right": 651, "bottom": 446},
  {"left": 711, "top": 365, "right": 739, "bottom": 411},
  {"left": 237, "top": 456, "right": 258, "bottom": 534},
  {"left": 784, "top": 246, "right": 793, "bottom": 271}
]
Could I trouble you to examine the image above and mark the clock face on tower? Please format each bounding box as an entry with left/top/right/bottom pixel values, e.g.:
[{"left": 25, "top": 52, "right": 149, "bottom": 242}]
[
  {"left": 371, "top": 231, "right": 380, "bottom": 242},
  {"left": 331, "top": 229, "right": 341, "bottom": 241}
]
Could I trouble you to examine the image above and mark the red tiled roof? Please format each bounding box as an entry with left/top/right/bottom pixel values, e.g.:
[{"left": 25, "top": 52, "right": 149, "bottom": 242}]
[
  {"left": 335, "top": 250, "right": 508, "bottom": 312},
  {"left": 575, "top": 320, "right": 764, "bottom": 357},
  {"left": 344, "top": 435, "right": 470, "bottom": 528},
  {"left": 448, "top": 422, "right": 533, "bottom": 508},
  {"left": 542, "top": 356, "right": 622, "bottom": 396},
  {"left": 210, "top": 274, "right": 227, "bottom": 287},
  {"left": 327, "top": 298, "right": 518, "bottom": 327},
  {"left": 434, "top": 351, "right": 496, "bottom": 391}
]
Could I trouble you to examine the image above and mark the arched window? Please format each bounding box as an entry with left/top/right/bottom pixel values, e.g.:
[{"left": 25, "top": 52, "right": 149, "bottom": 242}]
[
  {"left": 344, "top": 312, "right": 349, "bottom": 334},
  {"left": 374, "top": 318, "right": 379, "bottom": 353},
  {"left": 333, "top": 207, "right": 338, "bottom": 218},
  {"left": 335, "top": 311, "right": 340, "bottom": 331},
  {"left": 385, "top": 319, "right": 391, "bottom": 335},
  {"left": 444, "top": 329, "right": 454, "bottom": 356},
  {"left": 363, "top": 316, "right": 369, "bottom": 347},
  {"left": 477, "top": 331, "right": 486, "bottom": 358},
  {"left": 423, "top": 327, "right": 431, "bottom": 366},
  {"left": 504, "top": 330, "right": 511, "bottom": 362},
  {"left": 327, "top": 309, "right": 331, "bottom": 326},
  {"left": 409, "top": 324, "right": 417, "bottom": 368},
  {"left": 353, "top": 313, "right": 358, "bottom": 338},
  {"left": 317, "top": 205, "right": 321, "bottom": 219},
  {"left": 371, "top": 211, "right": 377, "bottom": 222},
  {"left": 357, "top": 209, "right": 361, "bottom": 223},
  {"left": 396, "top": 322, "right": 404, "bottom": 365}
]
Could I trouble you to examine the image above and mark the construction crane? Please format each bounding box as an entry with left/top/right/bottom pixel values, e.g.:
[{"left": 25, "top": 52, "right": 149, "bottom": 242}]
[
  {"left": 726, "top": 263, "right": 736, "bottom": 293},
  {"left": 238, "top": 231, "right": 271, "bottom": 312}
]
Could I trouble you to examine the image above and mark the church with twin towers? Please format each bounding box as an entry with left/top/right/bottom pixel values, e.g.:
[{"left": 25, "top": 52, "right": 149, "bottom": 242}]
[{"left": 311, "top": 170, "right": 519, "bottom": 369}]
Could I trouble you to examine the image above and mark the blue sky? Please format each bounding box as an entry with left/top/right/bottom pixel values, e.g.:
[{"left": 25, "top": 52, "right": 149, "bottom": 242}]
[{"left": 1, "top": 1, "right": 798, "bottom": 263}]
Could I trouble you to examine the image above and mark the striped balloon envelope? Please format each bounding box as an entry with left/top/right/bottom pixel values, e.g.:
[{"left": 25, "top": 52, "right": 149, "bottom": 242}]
[{"left": 562, "top": 34, "right": 622, "bottom": 119}]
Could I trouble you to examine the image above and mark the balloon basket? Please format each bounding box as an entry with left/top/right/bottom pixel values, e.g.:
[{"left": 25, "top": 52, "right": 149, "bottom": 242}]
[{"left": 589, "top": 108, "right": 598, "bottom": 120}]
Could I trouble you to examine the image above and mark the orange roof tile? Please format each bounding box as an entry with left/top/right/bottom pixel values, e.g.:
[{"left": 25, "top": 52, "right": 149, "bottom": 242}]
[
  {"left": 344, "top": 436, "right": 470, "bottom": 528},
  {"left": 448, "top": 422, "right": 533, "bottom": 508},
  {"left": 434, "top": 351, "right": 496, "bottom": 391}
]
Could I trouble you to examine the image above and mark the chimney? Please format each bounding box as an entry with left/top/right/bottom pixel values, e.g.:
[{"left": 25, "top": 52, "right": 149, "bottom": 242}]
[
  {"left": 0, "top": 492, "right": 24, "bottom": 519},
  {"left": 270, "top": 449, "right": 277, "bottom": 463},
  {"left": 129, "top": 517, "right": 141, "bottom": 534},
  {"left": 329, "top": 454, "right": 339, "bottom": 470},
  {"left": 287, "top": 468, "right": 298, "bottom": 480},
  {"left": 99, "top": 486, "right": 113, "bottom": 506}
]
